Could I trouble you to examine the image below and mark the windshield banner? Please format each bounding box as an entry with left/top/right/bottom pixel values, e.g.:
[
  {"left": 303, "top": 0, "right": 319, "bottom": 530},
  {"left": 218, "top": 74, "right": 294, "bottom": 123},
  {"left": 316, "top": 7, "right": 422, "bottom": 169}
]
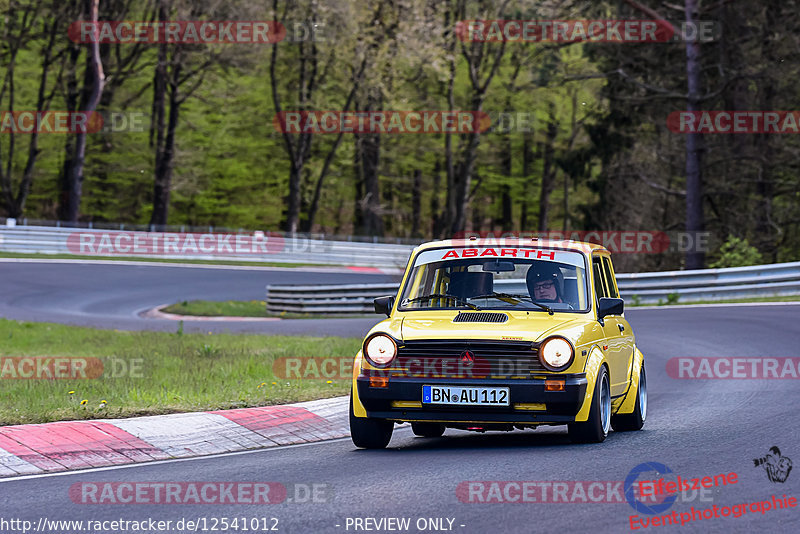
[{"left": 414, "top": 247, "right": 585, "bottom": 268}]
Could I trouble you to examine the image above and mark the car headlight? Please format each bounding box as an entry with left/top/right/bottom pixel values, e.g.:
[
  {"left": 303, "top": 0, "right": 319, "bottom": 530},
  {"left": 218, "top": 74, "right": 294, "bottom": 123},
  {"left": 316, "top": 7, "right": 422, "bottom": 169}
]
[
  {"left": 538, "top": 337, "right": 574, "bottom": 371},
  {"left": 363, "top": 333, "right": 398, "bottom": 367}
]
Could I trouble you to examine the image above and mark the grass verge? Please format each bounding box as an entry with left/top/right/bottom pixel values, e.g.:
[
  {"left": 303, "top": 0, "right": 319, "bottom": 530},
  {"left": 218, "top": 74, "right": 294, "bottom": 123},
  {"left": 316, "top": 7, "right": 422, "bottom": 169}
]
[
  {"left": 0, "top": 319, "right": 357, "bottom": 426},
  {"left": 163, "top": 300, "right": 270, "bottom": 317},
  {"left": 161, "top": 299, "right": 373, "bottom": 319}
]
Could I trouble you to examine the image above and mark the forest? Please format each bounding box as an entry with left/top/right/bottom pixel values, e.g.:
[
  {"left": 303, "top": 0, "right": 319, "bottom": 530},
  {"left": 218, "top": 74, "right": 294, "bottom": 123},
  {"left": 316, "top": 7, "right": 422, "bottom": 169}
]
[{"left": 1, "top": 0, "right": 799, "bottom": 272}]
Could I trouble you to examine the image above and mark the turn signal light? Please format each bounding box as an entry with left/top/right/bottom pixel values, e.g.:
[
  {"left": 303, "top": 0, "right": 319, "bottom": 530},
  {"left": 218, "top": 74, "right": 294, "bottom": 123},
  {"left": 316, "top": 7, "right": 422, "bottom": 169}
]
[
  {"left": 369, "top": 376, "right": 389, "bottom": 388},
  {"left": 544, "top": 379, "right": 565, "bottom": 391}
]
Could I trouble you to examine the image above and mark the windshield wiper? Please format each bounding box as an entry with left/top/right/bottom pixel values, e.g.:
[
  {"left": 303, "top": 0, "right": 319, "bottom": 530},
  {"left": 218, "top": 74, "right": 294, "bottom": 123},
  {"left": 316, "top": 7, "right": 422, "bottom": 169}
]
[
  {"left": 402, "top": 294, "right": 479, "bottom": 310},
  {"left": 471, "top": 292, "right": 554, "bottom": 315}
]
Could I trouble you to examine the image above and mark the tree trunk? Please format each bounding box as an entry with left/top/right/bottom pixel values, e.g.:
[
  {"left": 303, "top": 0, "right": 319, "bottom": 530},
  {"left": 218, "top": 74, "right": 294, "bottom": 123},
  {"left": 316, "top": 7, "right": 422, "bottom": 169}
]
[
  {"left": 520, "top": 132, "right": 533, "bottom": 230},
  {"left": 500, "top": 134, "right": 513, "bottom": 232},
  {"left": 431, "top": 160, "right": 443, "bottom": 237},
  {"left": 58, "top": 0, "right": 105, "bottom": 223},
  {"left": 356, "top": 129, "right": 383, "bottom": 237},
  {"left": 538, "top": 110, "right": 558, "bottom": 232},
  {"left": 150, "top": 78, "right": 180, "bottom": 227},
  {"left": 411, "top": 169, "right": 421, "bottom": 238},
  {"left": 684, "top": 0, "right": 705, "bottom": 269}
]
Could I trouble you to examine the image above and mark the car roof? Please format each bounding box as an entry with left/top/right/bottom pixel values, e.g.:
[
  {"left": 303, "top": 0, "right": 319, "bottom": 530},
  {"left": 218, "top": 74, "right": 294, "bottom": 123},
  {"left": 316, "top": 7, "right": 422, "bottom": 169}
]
[{"left": 414, "top": 238, "right": 610, "bottom": 255}]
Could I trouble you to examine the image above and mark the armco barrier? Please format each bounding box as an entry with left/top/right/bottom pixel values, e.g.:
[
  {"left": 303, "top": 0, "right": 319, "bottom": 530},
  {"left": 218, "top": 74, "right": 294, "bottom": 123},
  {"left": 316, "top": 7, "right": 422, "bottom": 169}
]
[
  {"left": 0, "top": 222, "right": 415, "bottom": 268},
  {"left": 266, "top": 262, "right": 800, "bottom": 312},
  {"left": 3, "top": 220, "right": 799, "bottom": 309}
]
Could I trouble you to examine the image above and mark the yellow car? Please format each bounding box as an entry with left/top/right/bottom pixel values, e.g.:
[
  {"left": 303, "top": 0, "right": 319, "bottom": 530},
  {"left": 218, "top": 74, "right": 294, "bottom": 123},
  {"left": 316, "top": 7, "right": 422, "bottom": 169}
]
[{"left": 349, "top": 237, "right": 646, "bottom": 448}]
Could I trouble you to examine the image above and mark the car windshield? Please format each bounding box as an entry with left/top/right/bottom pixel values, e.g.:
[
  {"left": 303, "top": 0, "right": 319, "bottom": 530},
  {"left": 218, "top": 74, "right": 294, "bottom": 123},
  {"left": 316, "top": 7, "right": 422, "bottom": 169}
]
[{"left": 398, "top": 246, "right": 589, "bottom": 312}]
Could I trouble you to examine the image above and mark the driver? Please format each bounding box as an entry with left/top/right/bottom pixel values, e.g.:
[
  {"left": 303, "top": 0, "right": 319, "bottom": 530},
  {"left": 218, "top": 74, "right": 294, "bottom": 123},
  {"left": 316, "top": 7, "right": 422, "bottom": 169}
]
[{"left": 526, "top": 262, "right": 564, "bottom": 303}]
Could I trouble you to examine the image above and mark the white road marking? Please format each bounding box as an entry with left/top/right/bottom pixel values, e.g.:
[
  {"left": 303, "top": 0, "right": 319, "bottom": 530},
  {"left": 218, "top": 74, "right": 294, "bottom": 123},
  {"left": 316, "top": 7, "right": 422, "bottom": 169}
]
[
  {"left": 0, "top": 437, "right": 355, "bottom": 482},
  {"left": 630, "top": 301, "right": 800, "bottom": 310}
]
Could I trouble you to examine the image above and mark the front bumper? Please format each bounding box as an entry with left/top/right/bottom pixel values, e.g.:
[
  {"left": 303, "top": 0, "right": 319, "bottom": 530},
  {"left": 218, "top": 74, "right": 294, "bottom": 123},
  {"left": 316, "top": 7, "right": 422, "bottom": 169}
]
[{"left": 356, "top": 374, "right": 587, "bottom": 424}]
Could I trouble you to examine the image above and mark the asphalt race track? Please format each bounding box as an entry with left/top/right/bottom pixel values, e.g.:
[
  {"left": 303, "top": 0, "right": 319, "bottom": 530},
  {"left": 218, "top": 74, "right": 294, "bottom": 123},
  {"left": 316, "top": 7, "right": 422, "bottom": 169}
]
[
  {"left": 0, "top": 259, "right": 396, "bottom": 335},
  {"left": 1, "top": 259, "right": 799, "bottom": 532}
]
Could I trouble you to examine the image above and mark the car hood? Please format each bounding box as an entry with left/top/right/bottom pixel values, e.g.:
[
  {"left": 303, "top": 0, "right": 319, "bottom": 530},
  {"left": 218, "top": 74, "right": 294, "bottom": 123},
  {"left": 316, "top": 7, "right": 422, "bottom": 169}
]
[{"left": 400, "top": 311, "right": 587, "bottom": 344}]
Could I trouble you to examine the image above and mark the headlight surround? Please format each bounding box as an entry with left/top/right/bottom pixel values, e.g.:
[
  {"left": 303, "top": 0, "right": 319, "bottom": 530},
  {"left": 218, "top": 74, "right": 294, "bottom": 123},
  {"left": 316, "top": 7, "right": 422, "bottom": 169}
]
[
  {"left": 363, "top": 333, "right": 398, "bottom": 368},
  {"left": 538, "top": 336, "right": 575, "bottom": 371}
]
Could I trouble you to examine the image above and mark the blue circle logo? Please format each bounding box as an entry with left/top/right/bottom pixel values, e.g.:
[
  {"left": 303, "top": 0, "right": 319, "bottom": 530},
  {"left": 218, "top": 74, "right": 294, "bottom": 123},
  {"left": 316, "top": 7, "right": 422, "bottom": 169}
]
[{"left": 625, "top": 462, "right": 677, "bottom": 515}]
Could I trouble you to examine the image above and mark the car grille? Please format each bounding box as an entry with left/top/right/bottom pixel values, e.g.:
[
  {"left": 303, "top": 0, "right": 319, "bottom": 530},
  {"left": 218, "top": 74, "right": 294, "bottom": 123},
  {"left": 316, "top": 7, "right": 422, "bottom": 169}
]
[
  {"left": 390, "top": 339, "right": 547, "bottom": 378},
  {"left": 452, "top": 312, "right": 509, "bottom": 323}
]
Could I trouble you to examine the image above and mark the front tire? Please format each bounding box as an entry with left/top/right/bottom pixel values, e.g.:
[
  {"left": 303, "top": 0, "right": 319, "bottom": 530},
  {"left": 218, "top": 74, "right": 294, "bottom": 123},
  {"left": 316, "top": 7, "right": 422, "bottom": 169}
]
[
  {"left": 568, "top": 365, "right": 611, "bottom": 443},
  {"left": 411, "top": 422, "right": 445, "bottom": 438},
  {"left": 612, "top": 364, "right": 647, "bottom": 432},
  {"left": 349, "top": 392, "right": 393, "bottom": 449}
]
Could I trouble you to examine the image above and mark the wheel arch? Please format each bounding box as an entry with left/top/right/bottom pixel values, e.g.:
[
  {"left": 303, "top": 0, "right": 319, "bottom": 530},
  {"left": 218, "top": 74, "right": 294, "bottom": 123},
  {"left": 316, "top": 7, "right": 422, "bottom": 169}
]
[
  {"left": 613, "top": 345, "right": 645, "bottom": 415},
  {"left": 574, "top": 346, "right": 610, "bottom": 422}
]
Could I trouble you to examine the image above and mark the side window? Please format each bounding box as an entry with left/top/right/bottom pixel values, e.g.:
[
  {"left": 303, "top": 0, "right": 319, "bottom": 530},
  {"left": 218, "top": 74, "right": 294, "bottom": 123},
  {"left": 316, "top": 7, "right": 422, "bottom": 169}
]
[
  {"left": 592, "top": 257, "right": 609, "bottom": 300},
  {"left": 601, "top": 257, "right": 619, "bottom": 298}
]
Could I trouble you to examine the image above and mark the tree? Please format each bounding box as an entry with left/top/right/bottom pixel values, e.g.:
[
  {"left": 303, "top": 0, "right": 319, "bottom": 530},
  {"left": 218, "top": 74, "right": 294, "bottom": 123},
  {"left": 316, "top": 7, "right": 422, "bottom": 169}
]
[
  {"left": 0, "top": 0, "right": 72, "bottom": 218},
  {"left": 57, "top": 0, "right": 105, "bottom": 223}
]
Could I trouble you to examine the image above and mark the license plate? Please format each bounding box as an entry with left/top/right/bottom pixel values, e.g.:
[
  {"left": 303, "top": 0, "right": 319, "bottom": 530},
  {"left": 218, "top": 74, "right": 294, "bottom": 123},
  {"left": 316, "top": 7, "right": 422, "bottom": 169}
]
[{"left": 422, "top": 385, "right": 509, "bottom": 406}]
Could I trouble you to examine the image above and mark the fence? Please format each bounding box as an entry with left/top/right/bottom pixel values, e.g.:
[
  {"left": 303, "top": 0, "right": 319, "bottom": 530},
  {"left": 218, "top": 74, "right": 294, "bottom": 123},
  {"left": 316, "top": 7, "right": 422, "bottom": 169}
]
[
  {"left": 2, "top": 220, "right": 798, "bottom": 311},
  {"left": 265, "top": 262, "right": 800, "bottom": 312},
  {"left": 0, "top": 221, "right": 415, "bottom": 268}
]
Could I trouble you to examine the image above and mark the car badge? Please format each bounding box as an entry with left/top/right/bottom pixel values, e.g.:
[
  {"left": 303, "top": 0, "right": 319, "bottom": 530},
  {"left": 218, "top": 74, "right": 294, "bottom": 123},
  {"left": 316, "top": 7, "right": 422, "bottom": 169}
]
[{"left": 460, "top": 350, "right": 475, "bottom": 366}]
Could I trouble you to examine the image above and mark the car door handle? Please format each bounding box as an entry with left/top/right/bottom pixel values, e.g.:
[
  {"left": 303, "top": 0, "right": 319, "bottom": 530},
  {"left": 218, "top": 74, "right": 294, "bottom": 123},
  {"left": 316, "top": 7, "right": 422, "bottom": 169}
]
[{"left": 618, "top": 324, "right": 625, "bottom": 333}]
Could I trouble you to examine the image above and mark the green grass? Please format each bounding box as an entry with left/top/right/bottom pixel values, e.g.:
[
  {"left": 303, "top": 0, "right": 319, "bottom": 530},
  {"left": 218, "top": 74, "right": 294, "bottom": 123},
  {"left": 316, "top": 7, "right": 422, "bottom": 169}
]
[
  {"left": 0, "top": 319, "right": 357, "bottom": 426},
  {"left": 0, "top": 251, "right": 321, "bottom": 269},
  {"left": 163, "top": 300, "right": 270, "bottom": 317},
  {"left": 628, "top": 295, "right": 800, "bottom": 307},
  {"left": 162, "top": 299, "right": 373, "bottom": 319}
]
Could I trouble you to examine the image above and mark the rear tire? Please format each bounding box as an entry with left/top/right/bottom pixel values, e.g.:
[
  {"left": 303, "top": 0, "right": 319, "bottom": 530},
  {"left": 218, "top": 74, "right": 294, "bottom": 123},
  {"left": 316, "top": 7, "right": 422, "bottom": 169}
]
[
  {"left": 411, "top": 422, "right": 445, "bottom": 438},
  {"left": 349, "top": 392, "right": 393, "bottom": 449},
  {"left": 612, "top": 364, "right": 647, "bottom": 432},
  {"left": 568, "top": 365, "right": 611, "bottom": 443}
]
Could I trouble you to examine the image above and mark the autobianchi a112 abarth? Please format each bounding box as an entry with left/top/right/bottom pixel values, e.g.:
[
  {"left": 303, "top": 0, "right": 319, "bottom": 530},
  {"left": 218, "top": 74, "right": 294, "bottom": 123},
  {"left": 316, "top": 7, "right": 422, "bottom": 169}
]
[{"left": 349, "top": 238, "right": 647, "bottom": 448}]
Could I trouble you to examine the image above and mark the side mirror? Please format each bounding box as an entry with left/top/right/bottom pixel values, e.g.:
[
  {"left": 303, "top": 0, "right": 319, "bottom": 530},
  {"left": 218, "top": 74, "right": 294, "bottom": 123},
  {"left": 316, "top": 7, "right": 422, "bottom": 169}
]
[
  {"left": 374, "top": 295, "right": 395, "bottom": 317},
  {"left": 597, "top": 297, "right": 624, "bottom": 324}
]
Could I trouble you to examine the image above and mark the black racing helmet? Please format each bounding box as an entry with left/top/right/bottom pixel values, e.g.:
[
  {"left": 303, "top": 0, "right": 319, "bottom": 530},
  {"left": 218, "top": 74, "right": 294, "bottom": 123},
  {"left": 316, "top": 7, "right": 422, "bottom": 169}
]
[{"left": 526, "top": 261, "right": 564, "bottom": 301}]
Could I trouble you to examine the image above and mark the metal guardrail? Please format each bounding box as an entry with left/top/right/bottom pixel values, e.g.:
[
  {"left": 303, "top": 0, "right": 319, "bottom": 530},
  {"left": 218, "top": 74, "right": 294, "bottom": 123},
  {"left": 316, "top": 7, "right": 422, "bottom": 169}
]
[
  {"left": 3, "top": 220, "right": 799, "bottom": 310},
  {"left": 266, "top": 262, "right": 800, "bottom": 312},
  {"left": 0, "top": 222, "right": 415, "bottom": 268}
]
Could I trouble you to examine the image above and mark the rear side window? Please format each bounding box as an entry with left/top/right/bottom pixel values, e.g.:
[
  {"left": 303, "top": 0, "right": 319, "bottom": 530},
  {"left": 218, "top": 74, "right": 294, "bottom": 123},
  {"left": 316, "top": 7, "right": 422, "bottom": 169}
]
[
  {"left": 592, "top": 257, "right": 608, "bottom": 300},
  {"left": 601, "top": 257, "right": 619, "bottom": 298}
]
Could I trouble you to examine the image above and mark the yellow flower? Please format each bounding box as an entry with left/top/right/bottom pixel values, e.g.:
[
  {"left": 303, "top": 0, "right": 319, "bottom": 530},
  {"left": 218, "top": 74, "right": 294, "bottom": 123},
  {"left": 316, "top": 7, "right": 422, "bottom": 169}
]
[
  {"left": 271, "top": 381, "right": 277, "bottom": 385},
  {"left": 68, "top": 390, "right": 75, "bottom": 395},
  {"left": 100, "top": 400, "right": 107, "bottom": 404},
  {"left": 257, "top": 382, "right": 266, "bottom": 389},
  {"left": 80, "top": 399, "right": 88, "bottom": 405},
  {"left": 326, "top": 380, "right": 332, "bottom": 384}
]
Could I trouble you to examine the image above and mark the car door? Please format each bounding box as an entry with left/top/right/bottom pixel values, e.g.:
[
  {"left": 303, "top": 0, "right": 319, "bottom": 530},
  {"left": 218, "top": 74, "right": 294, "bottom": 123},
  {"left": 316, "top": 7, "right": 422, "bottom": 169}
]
[
  {"left": 592, "top": 254, "right": 630, "bottom": 397},
  {"left": 602, "top": 256, "right": 635, "bottom": 389}
]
